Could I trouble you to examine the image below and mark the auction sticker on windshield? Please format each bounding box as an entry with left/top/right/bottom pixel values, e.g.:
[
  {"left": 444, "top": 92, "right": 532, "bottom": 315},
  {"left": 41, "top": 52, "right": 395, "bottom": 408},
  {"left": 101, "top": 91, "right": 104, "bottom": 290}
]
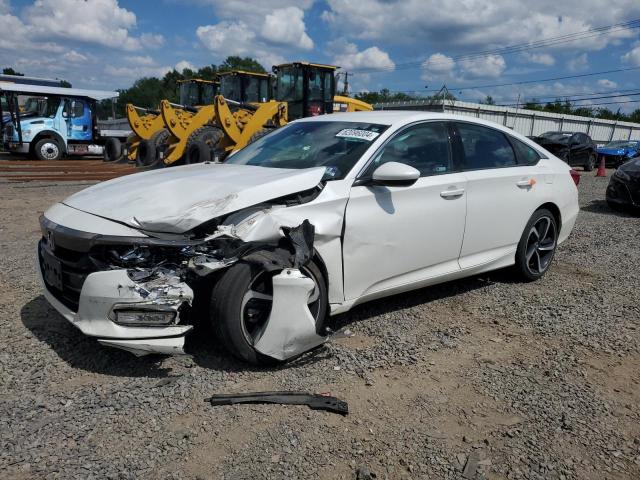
[{"left": 335, "top": 129, "right": 381, "bottom": 141}]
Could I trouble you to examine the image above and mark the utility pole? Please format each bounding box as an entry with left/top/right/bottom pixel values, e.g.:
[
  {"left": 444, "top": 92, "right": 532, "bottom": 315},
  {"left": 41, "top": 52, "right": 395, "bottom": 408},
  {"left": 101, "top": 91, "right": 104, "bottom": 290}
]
[{"left": 342, "top": 71, "right": 350, "bottom": 96}]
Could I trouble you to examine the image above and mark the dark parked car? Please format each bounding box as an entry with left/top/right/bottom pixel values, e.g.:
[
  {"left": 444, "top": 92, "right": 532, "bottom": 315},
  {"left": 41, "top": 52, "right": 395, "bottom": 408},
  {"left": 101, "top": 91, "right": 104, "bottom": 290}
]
[
  {"left": 597, "top": 140, "right": 640, "bottom": 168},
  {"left": 606, "top": 158, "right": 640, "bottom": 211},
  {"left": 531, "top": 131, "right": 598, "bottom": 171}
]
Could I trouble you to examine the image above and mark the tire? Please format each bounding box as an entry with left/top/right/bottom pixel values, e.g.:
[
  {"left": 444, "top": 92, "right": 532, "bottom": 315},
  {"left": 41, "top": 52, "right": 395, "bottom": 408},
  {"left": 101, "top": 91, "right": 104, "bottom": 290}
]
[
  {"left": 210, "top": 260, "right": 327, "bottom": 365},
  {"left": 103, "top": 137, "right": 123, "bottom": 162},
  {"left": 184, "top": 140, "right": 212, "bottom": 164},
  {"left": 584, "top": 153, "right": 596, "bottom": 172},
  {"left": 184, "top": 126, "right": 223, "bottom": 164},
  {"left": 135, "top": 129, "right": 170, "bottom": 167},
  {"left": 514, "top": 208, "right": 558, "bottom": 281},
  {"left": 34, "top": 138, "right": 62, "bottom": 161}
]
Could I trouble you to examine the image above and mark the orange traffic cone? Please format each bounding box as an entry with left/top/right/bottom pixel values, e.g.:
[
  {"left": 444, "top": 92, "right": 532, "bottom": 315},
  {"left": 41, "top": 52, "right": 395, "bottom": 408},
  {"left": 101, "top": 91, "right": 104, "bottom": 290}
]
[{"left": 595, "top": 155, "right": 606, "bottom": 177}]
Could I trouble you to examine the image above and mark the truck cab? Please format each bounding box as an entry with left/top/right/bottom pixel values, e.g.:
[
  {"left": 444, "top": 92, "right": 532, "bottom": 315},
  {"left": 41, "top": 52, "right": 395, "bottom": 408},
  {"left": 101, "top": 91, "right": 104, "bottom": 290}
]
[
  {"left": 1, "top": 84, "right": 119, "bottom": 160},
  {"left": 218, "top": 70, "right": 272, "bottom": 103},
  {"left": 273, "top": 62, "right": 337, "bottom": 120}
]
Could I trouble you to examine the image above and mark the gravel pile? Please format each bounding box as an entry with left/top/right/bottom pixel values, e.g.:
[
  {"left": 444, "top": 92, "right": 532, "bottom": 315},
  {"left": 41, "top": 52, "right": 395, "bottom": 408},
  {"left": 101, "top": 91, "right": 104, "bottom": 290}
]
[{"left": 1, "top": 172, "right": 638, "bottom": 479}]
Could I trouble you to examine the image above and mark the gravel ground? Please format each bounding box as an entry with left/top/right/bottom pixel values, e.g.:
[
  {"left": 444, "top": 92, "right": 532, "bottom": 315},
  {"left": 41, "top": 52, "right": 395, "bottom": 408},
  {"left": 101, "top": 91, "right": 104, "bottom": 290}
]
[{"left": 0, "top": 171, "right": 638, "bottom": 479}]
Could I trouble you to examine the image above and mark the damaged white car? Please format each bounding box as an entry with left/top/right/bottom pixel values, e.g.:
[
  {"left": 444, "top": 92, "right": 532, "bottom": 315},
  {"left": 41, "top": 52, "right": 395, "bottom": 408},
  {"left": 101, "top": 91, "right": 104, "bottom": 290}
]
[{"left": 38, "top": 112, "right": 579, "bottom": 364}]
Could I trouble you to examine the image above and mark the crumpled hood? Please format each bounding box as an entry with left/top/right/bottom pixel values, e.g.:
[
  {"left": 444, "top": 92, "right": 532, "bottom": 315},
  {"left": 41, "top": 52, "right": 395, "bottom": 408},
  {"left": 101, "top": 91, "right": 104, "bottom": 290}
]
[{"left": 63, "top": 163, "right": 326, "bottom": 234}]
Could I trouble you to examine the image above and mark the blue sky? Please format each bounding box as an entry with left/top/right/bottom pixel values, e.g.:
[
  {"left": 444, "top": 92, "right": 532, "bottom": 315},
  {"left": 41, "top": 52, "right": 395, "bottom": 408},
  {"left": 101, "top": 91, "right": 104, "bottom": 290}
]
[{"left": 2, "top": 0, "right": 640, "bottom": 111}]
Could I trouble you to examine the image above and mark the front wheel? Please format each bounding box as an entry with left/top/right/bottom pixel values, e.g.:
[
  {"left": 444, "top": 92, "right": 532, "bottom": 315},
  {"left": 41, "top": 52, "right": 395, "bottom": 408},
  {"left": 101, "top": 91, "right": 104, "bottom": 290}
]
[
  {"left": 210, "top": 260, "right": 327, "bottom": 365},
  {"left": 514, "top": 209, "right": 558, "bottom": 281},
  {"left": 34, "top": 138, "right": 62, "bottom": 161}
]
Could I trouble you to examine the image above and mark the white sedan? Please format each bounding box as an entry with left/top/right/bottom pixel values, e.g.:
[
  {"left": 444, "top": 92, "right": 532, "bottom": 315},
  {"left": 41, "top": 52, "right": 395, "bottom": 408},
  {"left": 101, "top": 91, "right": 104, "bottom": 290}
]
[{"left": 38, "top": 112, "right": 579, "bottom": 364}]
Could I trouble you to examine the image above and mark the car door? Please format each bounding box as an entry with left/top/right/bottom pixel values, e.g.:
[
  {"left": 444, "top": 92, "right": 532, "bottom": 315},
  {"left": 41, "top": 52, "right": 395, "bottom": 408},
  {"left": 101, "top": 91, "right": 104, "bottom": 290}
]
[
  {"left": 454, "top": 121, "right": 546, "bottom": 269},
  {"left": 342, "top": 121, "right": 467, "bottom": 301},
  {"left": 67, "top": 99, "right": 92, "bottom": 141},
  {"left": 568, "top": 133, "right": 588, "bottom": 166}
]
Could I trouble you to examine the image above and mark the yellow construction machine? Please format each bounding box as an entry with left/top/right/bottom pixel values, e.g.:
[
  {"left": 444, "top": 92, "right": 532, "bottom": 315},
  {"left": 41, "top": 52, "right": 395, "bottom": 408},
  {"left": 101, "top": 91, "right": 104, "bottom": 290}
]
[
  {"left": 147, "top": 62, "right": 373, "bottom": 167},
  {"left": 126, "top": 78, "right": 218, "bottom": 164}
]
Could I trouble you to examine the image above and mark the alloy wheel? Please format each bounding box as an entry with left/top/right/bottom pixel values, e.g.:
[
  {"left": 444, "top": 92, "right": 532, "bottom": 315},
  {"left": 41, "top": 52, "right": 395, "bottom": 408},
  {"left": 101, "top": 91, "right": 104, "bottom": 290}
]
[
  {"left": 525, "top": 216, "right": 557, "bottom": 275},
  {"left": 40, "top": 142, "right": 59, "bottom": 160},
  {"left": 239, "top": 267, "right": 321, "bottom": 345}
]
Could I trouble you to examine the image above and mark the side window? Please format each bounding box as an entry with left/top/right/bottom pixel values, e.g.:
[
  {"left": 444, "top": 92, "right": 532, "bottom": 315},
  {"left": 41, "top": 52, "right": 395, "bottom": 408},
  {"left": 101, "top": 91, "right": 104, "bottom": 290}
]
[
  {"left": 456, "top": 122, "right": 517, "bottom": 170},
  {"left": 365, "top": 122, "right": 452, "bottom": 177},
  {"left": 72, "top": 101, "right": 85, "bottom": 118},
  {"left": 510, "top": 137, "right": 541, "bottom": 165}
]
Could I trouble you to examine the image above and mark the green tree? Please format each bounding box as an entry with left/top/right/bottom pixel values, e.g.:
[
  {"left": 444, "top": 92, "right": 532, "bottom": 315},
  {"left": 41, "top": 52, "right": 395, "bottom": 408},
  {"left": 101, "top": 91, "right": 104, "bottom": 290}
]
[
  {"left": 58, "top": 79, "right": 72, "bottom": 88},
  {"left": 2, "top": 67, "right": 23, "bottom": 76},
  {"left": 218, "top": 56, "right": 266, "bottom": 73},
  {"left": 480, "top": 95, "right": 495, "bottom": 105}
]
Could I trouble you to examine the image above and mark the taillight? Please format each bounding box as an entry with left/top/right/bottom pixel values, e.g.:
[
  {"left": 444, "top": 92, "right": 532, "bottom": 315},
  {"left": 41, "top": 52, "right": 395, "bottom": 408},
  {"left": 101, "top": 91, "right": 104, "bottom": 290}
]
[{"left": 569, "top": 168, "right": 580, "bottom": 186}]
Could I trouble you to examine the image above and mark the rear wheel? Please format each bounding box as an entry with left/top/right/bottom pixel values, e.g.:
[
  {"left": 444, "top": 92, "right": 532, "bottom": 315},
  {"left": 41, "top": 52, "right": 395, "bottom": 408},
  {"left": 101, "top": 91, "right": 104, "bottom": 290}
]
[
  {"left": 210, "top": 260, "right": 327, "bottom": 365},
  {"left": 34, "top": 138, "right": 62, "bottom": 161},
  {"left": 514, "top": 209, "right": 558, "bottom": 281},
  {"left": 584, "top": 153, "right": 596, "bottom": 171},
  {"left": 184, "top": 126, "right": 223, "bottom": 164}
]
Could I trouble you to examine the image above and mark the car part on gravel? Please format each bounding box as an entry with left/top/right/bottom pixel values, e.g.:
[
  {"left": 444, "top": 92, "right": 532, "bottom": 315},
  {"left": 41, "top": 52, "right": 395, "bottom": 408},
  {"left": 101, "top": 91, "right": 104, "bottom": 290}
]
[{"left": 206, "top": 391, "right": 349, "bottom": 415}]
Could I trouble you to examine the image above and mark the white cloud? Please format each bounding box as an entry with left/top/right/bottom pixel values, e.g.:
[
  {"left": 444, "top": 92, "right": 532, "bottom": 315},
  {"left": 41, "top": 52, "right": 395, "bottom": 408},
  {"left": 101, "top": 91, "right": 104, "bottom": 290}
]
[
  {"left": 523, "top": 52, "right": 555, "bottom": 66},
  {"left": 333, "top": 44, "right": 394, "bottom": 71},
  {"left": 125, "top": 55, "right": 156, "bottom": 66},
  {"left": 19, "top": 0, "right": 163, "bottom": 51},
  {"left": 422, "top": 53, "right": 456, "bottom": 73},
  {"left": 568, "top": 53, "right": 588, "bottom": 71},
  {"left": 621, "top": 42, "right": 640, "bottom": 66},
  {"left": 175, "top": 60, "right": 196, "bottom": 72},
  {"left": 62, "top": 50, "right": 87, "bottom": 63},
  {"left": 261, "top": 7, "right": 313, "bottom": 50},
  {"left": 0, "top": 0, "right": 10, "bottom": 14},
  {"left": 196, "top": 1, "right": 316, "bottom": 67},
  {"left": 459, "top": 54, "right": 506, "bottom": 78},
  {"left": 197, "top": 21, "right": 256, "bottom": 55},
  {"left": 104, "top": 64, "right": 172, "bottom": 80},
  {"left": 321, "top": 0, "right": 640, "bottom": 53},
  {"left": 597, "top": 79, "right": 618, "bottom": 88}
]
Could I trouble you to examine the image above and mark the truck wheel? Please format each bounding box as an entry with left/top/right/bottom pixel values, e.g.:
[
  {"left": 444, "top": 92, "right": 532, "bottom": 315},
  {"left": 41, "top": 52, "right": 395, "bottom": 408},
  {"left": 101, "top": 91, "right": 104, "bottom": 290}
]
[
  {"left": 34, "top": 138, "right": 62, "bottom": 161},
  {"left": 184, "top": 126, "right": 223, "bottom": 164},
  {"left": 103, "top": 137, "right": 123, "bottom": 162},
  {"left": 210, "top": 260, "right": 327, "bottom": 365},
  {"left": 136, "top": 129, "right": 170, "bottom": 167}
]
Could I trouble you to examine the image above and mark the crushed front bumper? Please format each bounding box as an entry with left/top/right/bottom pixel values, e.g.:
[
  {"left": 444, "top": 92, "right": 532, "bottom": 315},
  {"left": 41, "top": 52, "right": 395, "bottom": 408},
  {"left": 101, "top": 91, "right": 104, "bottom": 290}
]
[{"left": 37, "top": 246, "right": 194, "bottom": 356}]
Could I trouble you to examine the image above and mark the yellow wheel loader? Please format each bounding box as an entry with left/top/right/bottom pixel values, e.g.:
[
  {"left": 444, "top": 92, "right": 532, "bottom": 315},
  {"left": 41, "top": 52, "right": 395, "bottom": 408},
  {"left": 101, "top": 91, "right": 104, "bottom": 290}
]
[
  {"left": 155, "top": 62, "right": 373, "bottom": 166},
  {"left": 125, "top": 78, "right": 218, "bottom": 165}
]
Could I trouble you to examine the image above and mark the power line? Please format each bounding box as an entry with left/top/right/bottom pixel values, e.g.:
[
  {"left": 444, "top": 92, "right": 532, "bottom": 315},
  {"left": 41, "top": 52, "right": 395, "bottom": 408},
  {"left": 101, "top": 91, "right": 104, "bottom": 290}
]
[
  {"left": 350, "top": 18, "right": 640, "bottom": 74},
  {"left": 498, "top": 91, "right": 640, "bottom": 107},
  {"left": 353, "top": 66, "right": 640, "bottom": 96},
  {"left": 426, "top": 65, "right": 640, "bottom": 92}
]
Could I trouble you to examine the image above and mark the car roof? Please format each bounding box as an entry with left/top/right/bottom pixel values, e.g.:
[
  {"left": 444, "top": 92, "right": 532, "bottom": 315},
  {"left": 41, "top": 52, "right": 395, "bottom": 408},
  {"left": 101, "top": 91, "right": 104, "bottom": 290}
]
[{"left": 299, "top": 110, "right": 533, "bottom": 137}]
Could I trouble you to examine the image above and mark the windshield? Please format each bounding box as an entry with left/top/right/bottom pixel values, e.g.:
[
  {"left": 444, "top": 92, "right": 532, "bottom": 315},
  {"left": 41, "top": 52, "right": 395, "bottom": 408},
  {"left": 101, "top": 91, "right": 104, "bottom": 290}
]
[
  {"left": 179, "top": 82, "right": 198, "bottom": 106},
  {"left": 20, "top": 95, "right": 59, "bottom": 117},
  {"left": 276, "top": 66, "right": 302, "bottom": 102},
  {"left": 604, "top": 140, "right": 638, "bottom": 148},
  {"left": 220, "top": 75, "right": 241, "bottom": 101},
  {"left": 226, "top": 121, "right": 388, "bottom": 180}
]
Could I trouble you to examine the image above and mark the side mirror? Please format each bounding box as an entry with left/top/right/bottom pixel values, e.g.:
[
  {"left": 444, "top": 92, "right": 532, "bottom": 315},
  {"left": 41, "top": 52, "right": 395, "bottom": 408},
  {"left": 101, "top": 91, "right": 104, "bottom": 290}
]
[{"left": 371, "top": 162, "right": 420, "bottom": 186}]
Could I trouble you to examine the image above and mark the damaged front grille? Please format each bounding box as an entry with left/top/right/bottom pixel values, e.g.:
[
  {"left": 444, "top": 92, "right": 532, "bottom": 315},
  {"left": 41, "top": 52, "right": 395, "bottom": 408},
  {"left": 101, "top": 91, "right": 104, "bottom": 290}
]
[{"left": 38, "top": 239, "right": 100, "bottom": 312}]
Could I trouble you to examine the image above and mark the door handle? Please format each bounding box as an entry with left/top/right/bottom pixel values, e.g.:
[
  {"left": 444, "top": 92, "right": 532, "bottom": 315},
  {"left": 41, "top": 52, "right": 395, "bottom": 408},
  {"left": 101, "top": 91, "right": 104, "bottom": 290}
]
[
  {"left": 516, "top": 179, "right": 536, "bottom": 188},
  {"left": 440, "top": 188, "right": 465, "bottom": 198}
]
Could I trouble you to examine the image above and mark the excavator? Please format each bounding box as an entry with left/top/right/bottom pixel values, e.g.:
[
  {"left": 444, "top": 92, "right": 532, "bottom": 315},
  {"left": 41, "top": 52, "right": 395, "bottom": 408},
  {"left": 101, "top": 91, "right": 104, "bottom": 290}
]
[{"left": 145, "top": 62, "right": 373, "bottom": 167}]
